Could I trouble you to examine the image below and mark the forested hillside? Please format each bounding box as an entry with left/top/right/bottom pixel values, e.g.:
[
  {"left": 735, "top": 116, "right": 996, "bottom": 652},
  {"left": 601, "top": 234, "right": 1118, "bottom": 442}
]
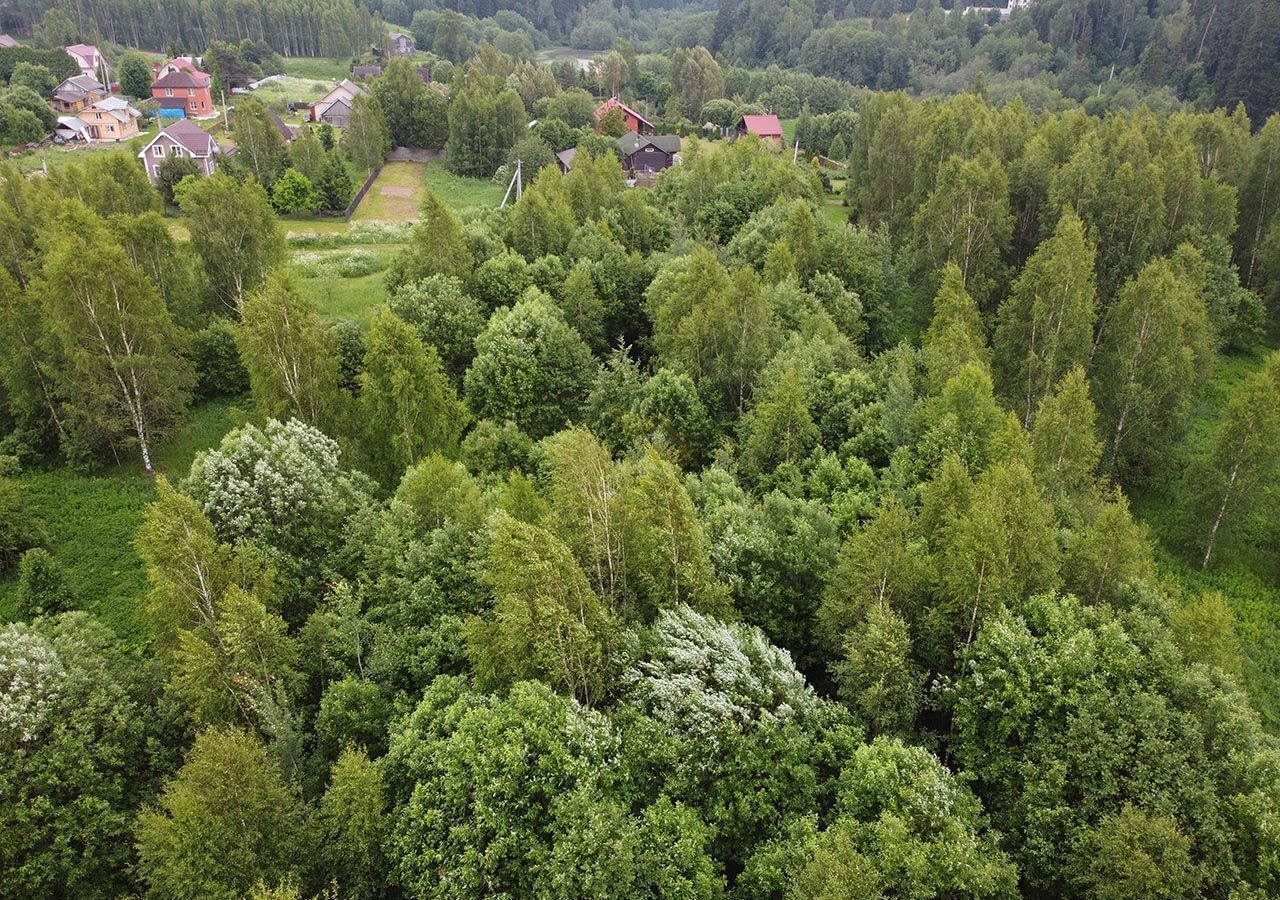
[{"left": 5, "top": 0, "right": 1279, "bottom": 117}]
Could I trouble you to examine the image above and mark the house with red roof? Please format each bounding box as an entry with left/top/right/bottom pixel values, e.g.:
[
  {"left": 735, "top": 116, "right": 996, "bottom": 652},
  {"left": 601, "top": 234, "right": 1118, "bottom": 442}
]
[
  {"left": 137, "top": 119, "right": 223, "bottom": 182},
  {"left": 595, "top": 96, "right": 653, "bottom": 136},
  {"left": 736, "top": 114, "right": 784, "bottom": 145},
  {"left": 151, "top": 68, "right": 214, "bottom": 118},
  {"left": 156, "top": 56, "right": 201, "bottom": 79},
  {"left": 65, "top": 43, "right": 104, "bottom": 80}
]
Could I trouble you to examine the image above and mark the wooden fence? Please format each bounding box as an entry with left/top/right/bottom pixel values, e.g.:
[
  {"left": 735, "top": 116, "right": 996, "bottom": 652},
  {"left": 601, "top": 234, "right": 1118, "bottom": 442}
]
[{"left": 344, "top": 165, "right": 382, "bottom": 220}]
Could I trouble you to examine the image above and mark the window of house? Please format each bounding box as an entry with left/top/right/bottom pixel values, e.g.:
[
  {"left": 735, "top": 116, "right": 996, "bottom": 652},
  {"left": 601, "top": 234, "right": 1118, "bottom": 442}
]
[
  {"left": 153, "top": 145, "right": 164, "bottom": 157},
  {"left": 166, "top": 88, "right": 173, "bottom": 97}
]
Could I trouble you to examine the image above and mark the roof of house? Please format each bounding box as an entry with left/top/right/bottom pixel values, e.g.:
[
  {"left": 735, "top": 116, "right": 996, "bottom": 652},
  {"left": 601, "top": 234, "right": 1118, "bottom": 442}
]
[
  {"left": 266, "top": 107, "right": 295, "bottom": 141},
  {"left": 739, "top": 114, "right": 783, "bottom": 138},
  {"left": 388, "top": 30, "right": 412, "bottom": 41},
  {"left": 595, "top": 96, "right": 653, "bottom": 130},
  {"left": 556, "top": 147, "right": 578, "bottom": 170},
  {"left": 65, "top": 43, "right": 101, "bottom": 64},
  {"left": 163, "top": 57, "right": 200, "bottom": 73},
  {"left": 0, "top": 35, "right": 18, "bottom": 48},
  {"left": 153, "top": 69, "right": 212, "bottom": 90},
  {"left": 83, "top": 96, "right": 140, "bottom": 122},
  {"left": 620, "top": 131, "right": 680, "bottom": 156},
  {"left": 314, "top": 79, "right": 366, "bottom": 116},
  {"left": 352, "top": 64, "right": 382, "bottom": 78},
  {"left": 138, "top": 119, "right": 220, "bottom": 158},
  {"left": 56, "top": 73, "right": 106, "bottom": 95}
]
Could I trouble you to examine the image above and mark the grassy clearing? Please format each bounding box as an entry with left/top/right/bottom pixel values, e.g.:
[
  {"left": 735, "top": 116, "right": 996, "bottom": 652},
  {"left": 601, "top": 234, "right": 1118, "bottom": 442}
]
[
  {"left": 281, "top": 57, "right": 352, "bottom": 81},
  {"left": 425, "top": 164, "right": 505, "bottom": 212},
  {"left": 10, "top": 130, "right": 157, "bottom": 173},
  {"left": 293, "top": 243, "right": 402, "bottom": 322},
  {"left": 1131, "top": 348, "right": 1280, "bottom": 731},
  {"left": 247, "top": 75, "right": 338, "bottom": 123},
  {"left": 0, "top": 396, "right": 245, "bottom": 644},
  {"left": 352, "top": 161, "right": 428, "bottom": 222}
]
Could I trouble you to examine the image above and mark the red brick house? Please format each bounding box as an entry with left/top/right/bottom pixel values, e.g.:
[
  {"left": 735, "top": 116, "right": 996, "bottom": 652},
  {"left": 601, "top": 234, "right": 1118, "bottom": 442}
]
[
  {"left": 137, "top": 119, "right": 222, "bottom": 182},
  {"left": 151, "top": 69, "right": 214, "bottom": 118},
  {"left": 595, "top": 97, "right": 653, "bottom": 136}
]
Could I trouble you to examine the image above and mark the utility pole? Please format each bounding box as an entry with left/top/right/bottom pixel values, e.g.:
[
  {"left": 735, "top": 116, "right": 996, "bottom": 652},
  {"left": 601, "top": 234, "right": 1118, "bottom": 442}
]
[{"left": 500, "top": 158, "right": 523, "bottom": 207}]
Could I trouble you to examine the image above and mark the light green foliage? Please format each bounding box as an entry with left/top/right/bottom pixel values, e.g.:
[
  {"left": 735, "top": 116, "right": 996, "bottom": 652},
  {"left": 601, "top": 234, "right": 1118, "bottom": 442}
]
[
  {"left": 176, "top": 172, "right": 285, "bottom": 314},
  {"left": 833, "top": 601, "right": 922, "bottom": 737},
  {"left": 912, "top": 151, "right": 1012, "bottom": 308},
  {"left": 994, "top": 211, "right": 1097, "bottom": 426},
  {"left": 1030, "top": 366, "right": 1102, "bottom": 507},
  {"left": 1093, "top": 256, "right": 1213, "bottom": 481},
  {"left": 1074, "top": 805, "right": 1199, "bottom": 900},
  {"left": 395, "top": 453, "right": 485, "bottom": 533},
  {"left": 463, "top": 289, "right": 595, "bottom": 439},
  {"left": 1062, "top": 490, "right": 1154, "bottom": 606},
  {"left": 359, "top": 308, "right": 468, "bottom": 486},
  {"left": 920, "top": 264, "right": 990, "bottom": 394},
  {"left": 506, "top": 167, "right": 577, "bottom": 259},
  {"left": 1187, "top": 351, "right": 1280, "bottom": 567},
  {"left": 13, "top": 547, "right": 72, "bottom": 618},
  {"left": 791, "top": 739, "right": 1018, "bottom": 900},
  {"left": 318, "top": 747, "right": 389, "bottom": 900},
  {"left": 387, "top": 189, "right": 474, "bottom": 291},
  {"left": 270, "top": 168, "right": 319, "bottom": 214},
  {"left": 35, "top": 202, "right": 193, "bottom": 472},
  {"left": 232, "top": 99, "right": 288, "bottom": 186},
  {"left": 625, "top": 449, "right": 731, "bottom": 620},
  {"left": 237, "top": 270, "right": 344, "bottom": 433},
  {"left": 343, "top": 92, "right": 391, "bottom": 171},
  {"left": 135, "top": 728, "right": 311, "bottom": 900},
  {"left": 467, "top": 514, "right": 617, "bottom": 705}
]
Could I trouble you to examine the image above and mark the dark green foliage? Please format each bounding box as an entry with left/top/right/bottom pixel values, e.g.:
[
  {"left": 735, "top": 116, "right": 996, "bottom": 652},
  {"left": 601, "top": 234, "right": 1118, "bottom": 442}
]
[
  {"left": 187, "top": 319, "right": 249, "bottom": 400},
  {"left": 14, "top": 547, "right": 73, "bottom": 618}
]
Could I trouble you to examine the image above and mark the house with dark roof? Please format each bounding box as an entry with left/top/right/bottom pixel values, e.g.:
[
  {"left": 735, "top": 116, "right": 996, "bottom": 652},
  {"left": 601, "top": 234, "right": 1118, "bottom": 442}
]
[
  {"left": 51, "top": 74, "right": 108, "bottom": 113},
  {"left": 352, "top": 64, "right": 382, "bottom": 80},
  {"left": 152, "top": 69, "right": 214, "bottom": 117},
  {"left": 266, "top": 107, "right": 295, "bottom": 142},
  {"left": 555, "top": 147, "right": 578, "bottom": 174},
  {"left": 620, "top": 131, "right": 680, "bottom": 176},
  {"left": 736, "top": 114, "right": 784, "bottom": 145},
  {"left": 137, "top": 119, "right": 222, "bottom": 182},
  {"left": 595, "top": 97, "right": 653, "bottom": 136}
]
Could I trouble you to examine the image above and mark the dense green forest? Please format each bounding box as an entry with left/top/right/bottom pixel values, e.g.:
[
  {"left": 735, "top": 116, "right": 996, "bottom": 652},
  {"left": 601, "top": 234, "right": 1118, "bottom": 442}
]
[
  {"left": 2, "top": 1, "right": 1280, "bottom": 897},
  {"left": 4, "top": 0, "right": 1279, "bottom": 118}
]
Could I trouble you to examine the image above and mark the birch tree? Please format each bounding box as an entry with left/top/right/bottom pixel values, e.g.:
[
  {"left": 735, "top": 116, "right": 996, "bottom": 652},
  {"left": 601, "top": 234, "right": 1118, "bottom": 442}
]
[
  {"left": 1190, "top": 351, "right": 1280, "bottom": 567},
  {"left": 36, "top": 202, "right": 192, "bottom": 473}
]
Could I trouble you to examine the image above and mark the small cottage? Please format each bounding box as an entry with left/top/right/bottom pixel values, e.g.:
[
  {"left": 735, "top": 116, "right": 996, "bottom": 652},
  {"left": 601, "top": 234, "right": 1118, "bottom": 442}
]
[{"left": 595, "top": 97, "right": 653, "bottom": 136}]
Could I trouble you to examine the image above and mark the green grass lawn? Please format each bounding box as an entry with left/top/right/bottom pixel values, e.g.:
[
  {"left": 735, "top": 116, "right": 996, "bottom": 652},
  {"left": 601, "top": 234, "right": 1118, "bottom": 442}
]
[
  {"left": 1130, "top": 348, "right": 1280, "bottom": 731},
  {"left": 352, "top": 161, "right": 428, "bottom": 222},
  {"left": 11, "top": 129, "right": 157, "bottom": 173},
  {"left": 425, "top": 164, "right": 505, "bottom": 212},
  {"left": 0, "top": 396, "right": 245, "bottom": 644},
  {"left": 281, "top": 57, "right": 352, "bottom": 81},
  {"left": 292, "top": 243, "right": 402, "bottom": 322}
]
